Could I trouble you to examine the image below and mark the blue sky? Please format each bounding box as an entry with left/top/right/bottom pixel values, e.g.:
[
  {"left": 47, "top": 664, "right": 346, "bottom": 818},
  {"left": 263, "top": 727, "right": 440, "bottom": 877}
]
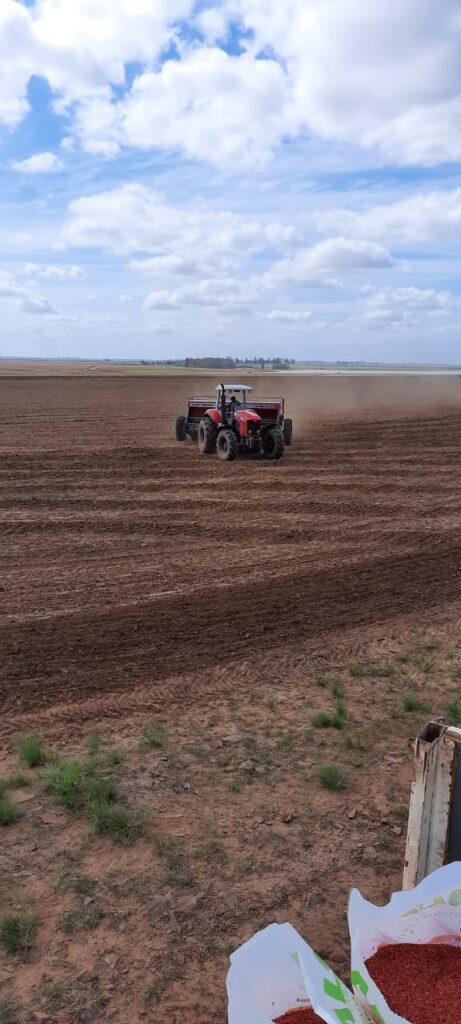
[{"left": 1, "top": 0, "right": 461, "bottom": 362}]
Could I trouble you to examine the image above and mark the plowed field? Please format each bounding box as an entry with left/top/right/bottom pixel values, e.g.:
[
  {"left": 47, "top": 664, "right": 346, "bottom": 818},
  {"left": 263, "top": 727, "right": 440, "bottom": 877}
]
[
  {"left": 2, "top": 374, "right": 461, "bottom": 720},
  {"left": 2, "top": 374, "right": 461, "bottom": 1024}
]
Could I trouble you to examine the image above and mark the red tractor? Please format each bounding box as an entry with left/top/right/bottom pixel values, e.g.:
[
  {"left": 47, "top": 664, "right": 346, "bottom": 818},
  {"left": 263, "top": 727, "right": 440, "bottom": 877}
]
[{"left": 175, "top": 383, "right": 293, "bottom": 461}]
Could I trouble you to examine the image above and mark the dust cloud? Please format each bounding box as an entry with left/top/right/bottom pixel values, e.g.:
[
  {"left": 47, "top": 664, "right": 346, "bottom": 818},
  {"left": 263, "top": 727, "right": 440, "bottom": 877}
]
[{"left": 254, "top": 374, "right": 461, "bottom": 435}]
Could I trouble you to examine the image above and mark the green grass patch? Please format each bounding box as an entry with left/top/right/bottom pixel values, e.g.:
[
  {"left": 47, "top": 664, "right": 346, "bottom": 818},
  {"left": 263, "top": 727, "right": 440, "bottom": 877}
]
[
  {"left": 403, "top": 694, "right": 429, "bottom": 713},
  {"left": 413, "top": 656, "right": 434, "bottom": 674},
  {"left": 17, "top": 735, "right": 45, "bottom": 768},
  {"left": 0, "top": 774, "right": 28, "bottom": 799},
  {"left": 266, "top": 693, "right": 277, "bottom": 711},
  {"left": 87, "top": 730, "right": 101, "bottom": 756},
  {"left": 276, "top": 728, "right": 296, "bottom": 749},
  {"left": 185, "top": 743, "right": 207, "bottom": 760},
  {"left": 446, "top": 699, "right": 461, "bottom": 726},
  {"left": 312, "top": 701, "right": 346, "bottom": 730},
  {"left": 61, "top": 905, "right": 103, "bottom": 934},
  {"left": 153, "top": 834, "right": 193, "bottom": 887},
  {"left": 0, "top": 797, "right": 22, "bottom": 827},
  {"left": 72, "top": 874, "right": 96, "bottom": 896},
  {"left": 43, "top": 754, "right": 143, "bottom": 844},
  {"left": 318, "top": 764, "right": 348, "bottom": 791},
  {"left": 0, "top": 915, "right": 37, "bottom": 956},
  {"left": 87, "top": 798, "right": 146, "bottom": 845},
  {"left": 140, "top": 722, "right": 167, "bottom": 750},
  {"left": 43, "top": 757, "right": 116, "bottom": 812},
  {"left": 8, "top": 773, "right": 29, "bottom": 789},
  {"left": 107, "top": 746, "right": 123, "bottom": 766},
  {"left": 394, "top": 805, "right": 409, "bottom": 821},
  {"left": 349, "top": 664, "right": 395, "bottom": 679}
]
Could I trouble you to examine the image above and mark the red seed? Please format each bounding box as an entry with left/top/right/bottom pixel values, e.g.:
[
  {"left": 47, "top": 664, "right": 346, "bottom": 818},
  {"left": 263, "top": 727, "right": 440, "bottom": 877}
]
[
  {"left": 366, "top": 942, "right": 461, "bottom": 1024},
  {"left": 274, "top": 1008, "right": 324, "bottom": 1024}
]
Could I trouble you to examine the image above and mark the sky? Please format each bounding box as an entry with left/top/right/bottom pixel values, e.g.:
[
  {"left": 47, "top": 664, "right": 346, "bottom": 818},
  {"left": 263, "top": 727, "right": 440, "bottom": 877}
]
[{"left": 1, "top": 0, "right": 461, "bottom": 362}]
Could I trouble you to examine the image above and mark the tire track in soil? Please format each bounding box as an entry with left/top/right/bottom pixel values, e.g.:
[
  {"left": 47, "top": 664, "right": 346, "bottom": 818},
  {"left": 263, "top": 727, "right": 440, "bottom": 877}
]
[{"left": 2, "top": 538, "right": 461, "bottom": 713}]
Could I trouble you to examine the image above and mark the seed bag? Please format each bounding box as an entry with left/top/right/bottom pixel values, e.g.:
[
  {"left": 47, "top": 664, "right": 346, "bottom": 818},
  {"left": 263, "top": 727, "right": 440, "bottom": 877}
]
[
  {"left": 348, "top": 861, "right": 461, "bottom": 1024},
  {"left": 227, "top": 922, "right": 366, "bottom": 1024}
]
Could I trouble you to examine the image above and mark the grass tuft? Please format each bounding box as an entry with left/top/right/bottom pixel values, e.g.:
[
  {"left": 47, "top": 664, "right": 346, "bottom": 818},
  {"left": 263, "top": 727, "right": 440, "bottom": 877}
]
[
  {"left": 446, "top": 699, "right": 461, "bottom": 726},
  {"left": 87, "top": 730, "right": 101, "bottom": 756},
  {"left": 17, "top": 736, "right": 44, "bottom": 768},
  {"left": 42, "top": 754, "right": 143, "bottom": 844},
  {"left": 276, "top": 728, "right": 296, "bottom": 749},
  {"left": 72, "top": 874, "right": 96, "bottom": 896},
  {"left": 312, "top": 701, "right": 346, "bottom": 730},
  {"left": 87, "top": 798, "right": 146, "bottom": 845},
  {"left": 349, "top": 664, "right": 395, "bottom": 679},
  {"left": 141, "top": 722, "right": 167, "bottom": 750},
  {"left": 8, "top": 773, "right": 29, "bottom": 789},
  {"left": 107, "top": 746, "right": 123, "bottom": 766},
  {"left": 61, "top": 905, "right": 103, "bottom": 934},
  {"left": 43, "top": 757, "right": 115, "bottom": 812},
  {"left": 0, "top": 915, "right": 37, "bottom": 956},
  {"left": 402, "top": 693, "right": 429, "bottom": 713},
  {"left": 318, "top": 764, "right": 348, "bottom": 791},
  {"left": 153, "top": 834, "right": 194, "bottom": 888},
  {"left": 0, "top": 797, "right": 22, "bottom": 827}
]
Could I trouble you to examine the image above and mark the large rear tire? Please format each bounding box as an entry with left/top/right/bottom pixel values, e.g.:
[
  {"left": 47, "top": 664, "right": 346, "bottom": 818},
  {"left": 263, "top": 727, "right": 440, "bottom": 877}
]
[
  {"left": 198, "top": 417, "right": 217, "bottom": 454},
  {"left": 262, "top": 427, "right": 285, "bottom": 460},
  {"left": 282, "top": 418, "right": 293, "bottom": 446},
  {"left": 175, "top": 415, "right": 187, "bottom": 441},
  {"left": 216, "top": 429, "right": 238, "bottom": 462}
]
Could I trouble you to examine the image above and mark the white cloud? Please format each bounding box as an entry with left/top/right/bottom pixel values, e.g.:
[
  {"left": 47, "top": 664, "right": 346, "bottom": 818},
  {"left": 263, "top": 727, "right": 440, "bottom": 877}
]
[
  {"left": 232, "top": 0, "right": 461, "bottom": 166},
  {"left": 315, "top": 188, "right": 461, "bottom": 244},
  {"left": 63, "top": 184, "right": 297, "bottom": 274},
  {"left": 0, "top": 0, "right": 195, "bottom": 128},
  {"left": 0, "top": 270, "right": 59, "bottom": 316},
  {"left": 19, "top": 296, "right": 60, "bottom": 315},
  {"left": 267, "top": 237, "right": 393, "bottom": 288},
  {"left": 24, "top": 263, "right": 87, "bottom": 279},
  {"left": 144, "top": 276, "right": 257, "bottom": 310},
  {"left": 266, "top": 310, "right": 312, "bottom": 322},
  {"left": 361, "top": 286, "right": 452, "bottom": 327},
  {"left": 12, "top": 152, "right": 63, "bottom": 174},
  {"left": 0, "top": 272, "right": 24, "bottom": 300},
  {"left": 117, "top": 48, "right": 290, "bottom": 166},
  {"left": 2, "top": 0, "right": 461, "bottom": 168}
]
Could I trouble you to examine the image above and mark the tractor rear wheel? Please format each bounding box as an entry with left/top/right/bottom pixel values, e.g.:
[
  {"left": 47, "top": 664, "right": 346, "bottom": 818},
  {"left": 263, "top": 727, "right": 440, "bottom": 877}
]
[
  {"left": 198, "top": 417, "right": 217, "bottom": 454},
  {"left": 217, "top": 429, "right": 238, "bottom": 462},
  {"left": 282, "top": 418, "right": 293, "bottom": 446},
  {"left": 175, "top": 415, "right": 187, "bottom": 441},
  {"left": 262, "top": 427, "right": 285, "bottom": 460}
]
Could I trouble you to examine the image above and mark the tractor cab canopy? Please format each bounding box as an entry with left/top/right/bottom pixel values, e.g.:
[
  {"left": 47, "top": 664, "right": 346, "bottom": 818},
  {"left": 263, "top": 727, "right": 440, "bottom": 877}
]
[
  {"left": 214, "top": 385, "right": 254, "bottom": 393},
  {"left": 215, "top": 384, "right": 254, "bottom": 409}
]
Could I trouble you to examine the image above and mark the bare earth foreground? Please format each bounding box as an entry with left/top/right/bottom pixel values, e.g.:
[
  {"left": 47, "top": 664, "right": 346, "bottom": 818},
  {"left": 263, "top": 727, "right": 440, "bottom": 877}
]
[{"left": 2, "top": 374, "right": 461, "bottom": 1024}]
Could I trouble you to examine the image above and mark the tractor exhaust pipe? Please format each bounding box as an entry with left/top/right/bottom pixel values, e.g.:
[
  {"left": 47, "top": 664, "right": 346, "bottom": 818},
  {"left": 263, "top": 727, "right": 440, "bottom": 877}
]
[{"left": 220, "top": 382, "right": 226, "bottom": 423}]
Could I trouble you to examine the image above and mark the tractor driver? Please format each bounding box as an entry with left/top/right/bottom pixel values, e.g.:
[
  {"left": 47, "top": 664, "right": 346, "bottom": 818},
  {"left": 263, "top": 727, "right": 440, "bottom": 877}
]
[{"left": 229, "top": 394, "right": 240, "bottom": 409}]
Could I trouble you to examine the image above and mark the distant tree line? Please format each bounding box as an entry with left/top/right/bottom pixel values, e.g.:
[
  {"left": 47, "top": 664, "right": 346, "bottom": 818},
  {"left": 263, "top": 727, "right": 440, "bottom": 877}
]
[{"left": 140, "top": 356, "right": 295, "bottom": 369}]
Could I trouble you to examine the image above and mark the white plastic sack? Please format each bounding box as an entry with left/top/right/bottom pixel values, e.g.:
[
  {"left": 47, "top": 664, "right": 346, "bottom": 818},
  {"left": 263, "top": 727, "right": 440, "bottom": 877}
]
[
  {"left": 227, "top": 923, "right": 366, "bottom": 1024},
  {"left": 349, "top": 861, "right": 461, "bottom": 1024}
]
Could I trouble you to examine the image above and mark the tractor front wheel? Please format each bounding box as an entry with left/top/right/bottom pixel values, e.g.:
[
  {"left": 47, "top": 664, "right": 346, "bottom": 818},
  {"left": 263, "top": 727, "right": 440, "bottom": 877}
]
[
  {"left": 262, "top": 427, "right": 285, "bottom": 460},
  {"left": 217, "top": 429, "right": 238, "bottom": 462},
  {"left": 282, "top": 418, "right": 293, "bottom": 446},
  {"left": 198, "top": 417, "right": 217, "bottom": 454},
  {"left": 175, "top": 415, "right": 187, "bottom": 441}
]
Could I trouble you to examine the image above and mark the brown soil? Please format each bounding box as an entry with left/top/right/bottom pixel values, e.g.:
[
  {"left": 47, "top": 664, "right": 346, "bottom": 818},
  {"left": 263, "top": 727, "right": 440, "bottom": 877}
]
[{"left": 1, "top": 375, "right": 461, "bottom": 1024}]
